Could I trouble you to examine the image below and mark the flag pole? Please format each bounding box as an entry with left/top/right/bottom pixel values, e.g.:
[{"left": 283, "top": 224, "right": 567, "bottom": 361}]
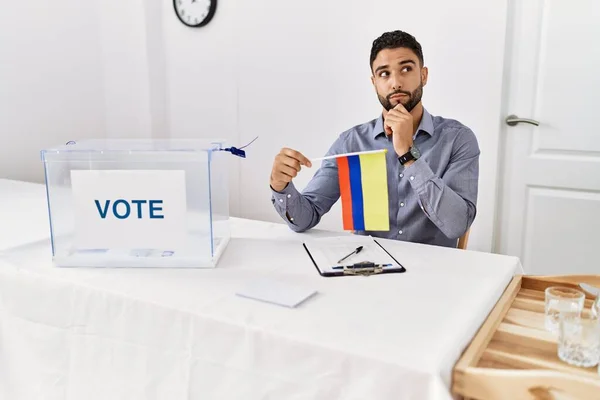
[{"left": 310, "top": 149, "right": 387, "bottom": 162}]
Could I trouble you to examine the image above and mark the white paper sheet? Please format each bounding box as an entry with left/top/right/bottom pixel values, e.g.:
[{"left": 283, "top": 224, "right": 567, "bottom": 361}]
[{"left": 236, "top": 278, "right": 318, "bottom": 308}]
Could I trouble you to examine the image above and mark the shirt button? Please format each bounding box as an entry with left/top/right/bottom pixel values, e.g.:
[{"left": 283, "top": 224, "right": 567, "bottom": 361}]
[
  {"left": 399, "top": 173, "right": 404, "bottom": 178},
  {"left": 400, "top": 202, "right": 405, "bottom": 207},
  {"left": 398, "top": 230, "right": 403, "bottom": 235},
  {"left": 287, "top": 194, "right": 291, "bottom": 198},
  {"left": 290, "top": 217, "right": 294, "bottom": 221},
  {"left": 410, "top": 176, "right": 415, "bottom": 181},
  {"left": 279, "top": 199, "right": 284, "bottom": 203}
]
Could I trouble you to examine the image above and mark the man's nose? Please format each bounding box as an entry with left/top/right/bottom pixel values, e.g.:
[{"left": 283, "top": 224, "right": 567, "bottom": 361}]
[{"left": 391, "top": 75, "right": 403, "bottom": 90}]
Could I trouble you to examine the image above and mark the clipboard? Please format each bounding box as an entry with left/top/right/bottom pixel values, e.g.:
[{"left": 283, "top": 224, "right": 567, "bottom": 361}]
[{"left": 302, "top": 236, "right": 406, "bottom": 277}]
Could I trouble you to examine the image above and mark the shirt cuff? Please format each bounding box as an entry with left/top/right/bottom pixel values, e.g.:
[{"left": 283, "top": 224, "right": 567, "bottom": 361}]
[
  {"left": 404, "top": 158, "right": 436, "bottom": 190},
  {"left": 271, "top": 181, "right": 301, "bottom": 210}
]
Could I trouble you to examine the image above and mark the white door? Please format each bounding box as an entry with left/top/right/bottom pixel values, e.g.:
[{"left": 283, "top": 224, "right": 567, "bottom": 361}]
[{"left": 496, "top": 0, "right": 600, "bottom": 275}]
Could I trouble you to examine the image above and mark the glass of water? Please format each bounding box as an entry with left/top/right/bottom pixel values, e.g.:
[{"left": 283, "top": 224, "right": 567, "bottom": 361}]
[
  {"left": 558, "top": 317, "right": 600, "bottom": 368},
  {"left": 545, "top": 286, "right": 585, "bottom": 333}
]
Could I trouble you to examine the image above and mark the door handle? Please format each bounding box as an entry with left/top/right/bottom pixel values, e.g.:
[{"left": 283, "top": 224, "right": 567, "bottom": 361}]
[{"left": 505, "top": 114, "right": 540, "bottom": 127}]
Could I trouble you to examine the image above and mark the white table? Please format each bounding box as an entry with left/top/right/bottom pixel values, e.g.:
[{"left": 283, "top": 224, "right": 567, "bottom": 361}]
[
  {"left": 0, "top": 180, "right": 523, "bottom": 400},
  {"left": 0, "top": 179, "right": 52, "bottom": 251}
]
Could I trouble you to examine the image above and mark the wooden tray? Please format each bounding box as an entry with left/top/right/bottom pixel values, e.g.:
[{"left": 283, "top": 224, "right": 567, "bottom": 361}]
[{"left": 452, "top": 275, "right": 600, "bottom": 400}]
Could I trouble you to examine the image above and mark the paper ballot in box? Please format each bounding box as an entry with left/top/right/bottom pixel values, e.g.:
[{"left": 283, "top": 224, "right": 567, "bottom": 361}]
[{"left": 40, "top": 139, "right": 231, "bottom": 268}]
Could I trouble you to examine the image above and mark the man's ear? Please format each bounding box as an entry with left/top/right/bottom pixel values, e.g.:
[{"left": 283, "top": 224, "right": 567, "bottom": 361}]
[
  {"left": 421, "top": 66, "right": 429, "bottom": 86},
  {"left": 370, "top": 74, "right": 375, "bottom": 88}
]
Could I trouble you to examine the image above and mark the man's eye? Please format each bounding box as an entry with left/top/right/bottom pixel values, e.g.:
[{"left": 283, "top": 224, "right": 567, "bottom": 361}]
[
  {"left": 379, "top": 71, "right": 389, "bottom": 77},
  {"left": 402, "top": 66, "right": 412, "bottom": 72}
]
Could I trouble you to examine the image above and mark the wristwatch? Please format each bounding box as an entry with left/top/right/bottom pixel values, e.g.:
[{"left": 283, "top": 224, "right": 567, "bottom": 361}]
[{"left": 398, "top": 146, "right": 421, "bottom": 165}]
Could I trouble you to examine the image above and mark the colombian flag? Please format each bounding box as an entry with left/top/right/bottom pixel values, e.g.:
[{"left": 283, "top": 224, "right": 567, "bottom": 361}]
[{"left": 337, "top": 150, "right": 389, "bottom": 231}]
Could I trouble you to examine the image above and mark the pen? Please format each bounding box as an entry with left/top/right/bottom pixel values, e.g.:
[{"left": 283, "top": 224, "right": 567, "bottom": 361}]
[
  {"left": 337, "top": 246, "right": 364, "bottom": 263},
  {"left": 332, "top": 263, "right": 393, "bottom": 270}
]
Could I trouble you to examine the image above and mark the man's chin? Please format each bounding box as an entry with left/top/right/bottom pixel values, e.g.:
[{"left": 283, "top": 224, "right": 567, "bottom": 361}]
[
  {"left": 390, "top": 99, "right": 410, "bottom": 109},
  {"left": 404, "top": 100, "right": 421, "bottom": 113}
]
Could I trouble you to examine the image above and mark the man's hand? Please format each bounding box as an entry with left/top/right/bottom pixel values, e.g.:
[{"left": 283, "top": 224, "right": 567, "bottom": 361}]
[
  {"left": 383, "top": 103, "right": 414, "bottom": 157},
  {"left": 270, "top": 148, "right": 312, "bottom": 192}
]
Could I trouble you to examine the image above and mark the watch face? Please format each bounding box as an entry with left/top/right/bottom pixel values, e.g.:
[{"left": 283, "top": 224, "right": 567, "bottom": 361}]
[
  {"left": 410, "top": 146, "right": 421, "bottom": 158},
  {"left": 174, "top": 0, "right": 217, "bottom": 27}
]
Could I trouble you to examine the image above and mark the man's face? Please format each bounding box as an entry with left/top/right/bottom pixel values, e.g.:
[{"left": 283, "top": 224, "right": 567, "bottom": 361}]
[{"left": 371, "top": 47, "right": 428, "bottom": 112}]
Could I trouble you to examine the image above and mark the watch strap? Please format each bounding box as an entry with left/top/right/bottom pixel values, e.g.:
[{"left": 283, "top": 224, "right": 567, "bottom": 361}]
[{"left": 399, "top": 149, "right": 415, "bottom": 165}]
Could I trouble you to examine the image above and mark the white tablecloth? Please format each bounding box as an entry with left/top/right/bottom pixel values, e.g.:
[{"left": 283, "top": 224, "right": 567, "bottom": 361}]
[
  {"left": 0, "top": 180, "right": 523, "bottom": 400},
  {"left": 0, "top": 179, "right": 52, "bottom": 251}
]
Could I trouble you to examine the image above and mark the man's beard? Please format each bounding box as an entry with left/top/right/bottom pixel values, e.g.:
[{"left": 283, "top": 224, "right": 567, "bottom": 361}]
[{"left": 378, "top": 82, "right": 423, "bottom": 112}]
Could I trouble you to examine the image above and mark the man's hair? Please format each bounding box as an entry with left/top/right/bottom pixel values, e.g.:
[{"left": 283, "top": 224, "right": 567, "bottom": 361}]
[{"left": 370, "top": 30, "right": 424, "bottom": 70}]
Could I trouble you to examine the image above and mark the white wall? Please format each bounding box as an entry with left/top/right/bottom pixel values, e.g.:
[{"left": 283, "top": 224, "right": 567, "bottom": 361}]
[
  {"left": 0, "top": 0, "right": 106, "bottom": 183},
  {"left": 95, "top": 0, "right": 154, "bottom": 140},
  {"left": 0, "top": 0, "right": 154, "bottom": 184},
  {"left": 1, "top": 0, "right": 508, "bottom": 253},
  {"left": 163, "top": 0, "right": 509, "bottom": 252}
]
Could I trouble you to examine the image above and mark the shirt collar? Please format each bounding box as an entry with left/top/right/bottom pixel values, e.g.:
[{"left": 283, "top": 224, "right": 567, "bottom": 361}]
[{"left": 373, "top": 107, "right": 435, "bottom": 139}]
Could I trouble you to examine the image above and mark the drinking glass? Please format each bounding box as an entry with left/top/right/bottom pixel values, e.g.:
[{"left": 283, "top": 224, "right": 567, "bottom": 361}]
[
  {"left": 545, "top": 286, "right": 585, "bottom": 333},
  {"left": 558, "top": 317, "right": 600, "bottom": 368}
]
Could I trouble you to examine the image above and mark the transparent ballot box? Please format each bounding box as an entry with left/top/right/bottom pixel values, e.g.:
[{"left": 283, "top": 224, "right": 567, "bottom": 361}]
[{"left": 40, "top": 139, "right": 230, "bottom": 268}]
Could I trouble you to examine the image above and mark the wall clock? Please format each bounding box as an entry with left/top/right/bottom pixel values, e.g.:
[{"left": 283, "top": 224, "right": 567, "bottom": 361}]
[{"left": 173, "top": 0, "right": 217, "bottom": 28}]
